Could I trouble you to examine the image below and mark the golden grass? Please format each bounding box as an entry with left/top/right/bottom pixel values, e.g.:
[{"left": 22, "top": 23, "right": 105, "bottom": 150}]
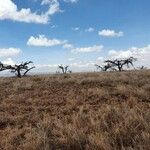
[{"left": 0, "top": 70, "right": 150, "bottom": 150}]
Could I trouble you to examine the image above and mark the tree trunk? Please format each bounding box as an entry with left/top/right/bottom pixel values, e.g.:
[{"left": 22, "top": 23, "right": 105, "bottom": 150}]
[
  {"left": 17, "top": 69, "right": 21, "bottom": 78},
  {"left": 118, "top": 63, "right": 123, "bottom": 72},
  {"left": 118, "top": 66, "right": 122, "bottom": 71}
]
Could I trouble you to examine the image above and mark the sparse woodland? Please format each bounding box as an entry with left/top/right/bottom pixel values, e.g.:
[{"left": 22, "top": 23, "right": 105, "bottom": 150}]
[
  {"left": 0, "top": 57, "right": 150, "bottom": 150},
  {"left": 0, "top": 57, "right": 147, "bottom": 77}
]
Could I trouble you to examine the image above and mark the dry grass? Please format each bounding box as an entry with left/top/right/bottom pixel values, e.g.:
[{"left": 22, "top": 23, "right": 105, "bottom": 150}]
[{"left": 0, "top": 70, "right": 150, "bottom": 150}]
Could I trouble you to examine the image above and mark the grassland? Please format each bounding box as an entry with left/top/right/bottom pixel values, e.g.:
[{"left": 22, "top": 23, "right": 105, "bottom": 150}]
[{"left": 0, "top": 70, "right": 150, "bottom": 150}]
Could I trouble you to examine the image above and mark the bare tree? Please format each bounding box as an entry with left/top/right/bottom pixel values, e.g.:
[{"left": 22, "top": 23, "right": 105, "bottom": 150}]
[
  {"left": 10, "top": 61, "right": 35, "bottom": 78},
  {"left": 58, "top": 65, "right": 72, "bottom": 74},
  {"left": 0, "top": 61, "right": 35, "bottom": 78},
  {"left": 104, "top": 60, "right": 123, "bottom": 71},
  {"left": 105, "top": 57, "right": 137, "bottom": 72},
  {"left": 95, "top": 63, "right": 113, "bottom": 71}
]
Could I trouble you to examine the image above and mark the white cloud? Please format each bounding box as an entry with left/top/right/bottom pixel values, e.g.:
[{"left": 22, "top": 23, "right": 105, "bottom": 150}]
[
  {"left": 42, "top": 0, "right": 61, "bottom": 16},
  {"left": 0, "top": 0, "right": 49, "bottom": 24},
  {"left": 37, "top": 64, "right": 58, "bottom": 68},
  {"left": 71, "top": 45, "right": 103, "bottom": 53},
  {"left": 97, "top": 57, "right": 104, "bottom": 61},
  {"left": 108, "top": 45, "right": 150, "bottom": 67},
  {"left": 35, "top": 64, "right": 58, "bottom": 73},
  {"left": 70, "top": 61, "right": 94, "bottom": 68},
  {"left": 68, "top": 58, "right": 76, "bottom": 61},
  {"left": 72, "top": 27, "right": 80, "bottom": 31},
  {"left": 27, "top": 35, "right": 67, "bottom": 47},
  {"left": 35, "top": 61, "right": 93, "bottom": 73},
  {"left": 69, "top": 58, "right": 104, "bottom": 72},
  {"left": 109, "top": 47, "right": 141, "bottom": 59},
  {"left": 0, "top": 47, "right": 21, "bottom": 58},
  {"left": 85, "top": 27, "right": 95, "bottom": 32},
  {"left": 98, "top": 29, "right": 123, "bottom": 37},
  {"left": 2, "top": 58, "right": 15, "bottom": 65},
  {"left": 0, "top": 0, "right": 77, "bottom": 24},
  {"left": 63, "top": 43, "right": 74, "bottom": 49},
  {"left": 63, "top": 0, "right": 78, "bottom": 3}
]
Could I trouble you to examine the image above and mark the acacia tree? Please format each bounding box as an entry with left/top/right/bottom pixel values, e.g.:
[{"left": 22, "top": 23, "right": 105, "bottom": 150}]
[
  {"left": 10, "top": 61, "right": 35, "bottom": 78},
  {"left": 0, "top": 61, "right": 35, "bottom": 78},
  {"left": 105, "top": 57, "right": 137, "bottom": 71},
  {"left": 57, "top": 65, "right": 72, "bottom": 74},
  {"left": 95, "top": 63, "right": 116, "bottom": 71}
]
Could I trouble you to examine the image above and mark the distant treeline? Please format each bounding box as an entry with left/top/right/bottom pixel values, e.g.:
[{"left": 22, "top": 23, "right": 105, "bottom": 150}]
[{"left": 0, "top": 57, "right": 147, "bottom": 78}]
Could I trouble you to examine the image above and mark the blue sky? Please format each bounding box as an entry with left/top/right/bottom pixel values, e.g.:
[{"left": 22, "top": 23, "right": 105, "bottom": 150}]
[{"left": 0, "top": 0, "right": 150, "bottom": 72}]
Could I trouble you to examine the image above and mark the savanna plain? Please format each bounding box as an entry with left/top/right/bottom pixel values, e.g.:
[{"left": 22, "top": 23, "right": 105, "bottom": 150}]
[{"left": 0, "top": 70, "right": 150, "bottom": 150}]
